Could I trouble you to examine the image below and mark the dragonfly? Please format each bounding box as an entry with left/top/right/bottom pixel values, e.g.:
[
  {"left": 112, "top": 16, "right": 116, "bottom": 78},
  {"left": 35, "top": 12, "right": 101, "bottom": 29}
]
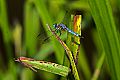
[
  {"left": 52, "top": 23, "right": 82, "bottom": 37},
  {"left": 37, "top": 12, "right": 83, "bottom": 44}
]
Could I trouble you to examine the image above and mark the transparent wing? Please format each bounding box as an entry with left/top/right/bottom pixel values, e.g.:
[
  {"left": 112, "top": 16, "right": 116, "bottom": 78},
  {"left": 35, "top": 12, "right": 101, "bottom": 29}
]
[
  {"left": 37, "top": 11, "right": 71, "bottom": 45},
  {"left": 36, "top": 29, "right": 53, "bottom": 45}
]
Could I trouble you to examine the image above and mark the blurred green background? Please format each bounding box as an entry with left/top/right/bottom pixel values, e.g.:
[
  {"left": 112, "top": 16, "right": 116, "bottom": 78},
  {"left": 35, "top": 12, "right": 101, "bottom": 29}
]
[{"left": 0, "top": 0, "right": 120, "bottom": 80}]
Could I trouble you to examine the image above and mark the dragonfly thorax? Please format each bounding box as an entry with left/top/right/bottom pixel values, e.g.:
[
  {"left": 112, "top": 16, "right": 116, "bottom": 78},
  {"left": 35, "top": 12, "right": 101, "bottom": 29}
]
[
  {"left": 53, "top": 23, "right": 66, "bottom": 30},
  {"left": 53, "top": 24, "right": 61, "bottom": 30},
  {"left": 53, "top": 24, "right": 58, "bottom": 29}
]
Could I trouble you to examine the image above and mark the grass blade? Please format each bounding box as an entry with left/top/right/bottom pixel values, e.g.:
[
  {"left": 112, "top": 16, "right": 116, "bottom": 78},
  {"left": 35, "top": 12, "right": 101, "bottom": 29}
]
[
  {"left": 72, "top": 15, "right": 82, "bottom": 64},
  {"left": 0, "top": 0, "right": 12, "bottom": 59},
  {"left": 24, "top": 1, "right": 39, "bottom": 56},
  {"left": 88, "top": 0, "right": 120, "bottom": 79},
  {"left": 15, "top": 57, "right": 70, "bottom": 77},
  {"left": 91, "top": 52, "right": 105, "bottom": 80}
]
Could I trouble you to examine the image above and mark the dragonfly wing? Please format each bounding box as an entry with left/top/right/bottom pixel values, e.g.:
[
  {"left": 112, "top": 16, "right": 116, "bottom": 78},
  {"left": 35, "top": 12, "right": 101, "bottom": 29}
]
[{"left": 37, "top": 31, "right": 53, "bottom": 45}]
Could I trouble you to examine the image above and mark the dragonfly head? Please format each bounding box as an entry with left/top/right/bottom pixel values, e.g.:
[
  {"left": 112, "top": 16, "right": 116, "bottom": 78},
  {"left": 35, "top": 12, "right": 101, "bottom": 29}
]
[{"left": 53, "top": 23, "right": 58, "bottom": 29}]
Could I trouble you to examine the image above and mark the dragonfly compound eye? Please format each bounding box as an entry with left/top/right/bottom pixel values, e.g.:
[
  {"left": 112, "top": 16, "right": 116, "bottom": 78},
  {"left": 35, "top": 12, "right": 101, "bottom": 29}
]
[{"left": 53, "top": 23, "right": 57, "bottom": 29}]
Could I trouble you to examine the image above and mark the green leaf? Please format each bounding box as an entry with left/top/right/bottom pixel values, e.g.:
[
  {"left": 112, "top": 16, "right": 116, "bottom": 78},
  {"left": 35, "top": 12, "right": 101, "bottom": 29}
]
[
  {"left": 15, "top": 57, "right": 70, "bottom": 77},
  {"left": 72, "top": 15, "right": 82, "bottom": 63},
  {"left": 24, "top": 1, "right": 39, "bottom": 56},
  {"left": 91, "top": 52, "right": 105, "bottom": 80},
  {"left": 88, "top": 0, "right": 120, "bottom": 79},
  {"left": 0, "top": 0, "right": 12, "bottom": 59}
]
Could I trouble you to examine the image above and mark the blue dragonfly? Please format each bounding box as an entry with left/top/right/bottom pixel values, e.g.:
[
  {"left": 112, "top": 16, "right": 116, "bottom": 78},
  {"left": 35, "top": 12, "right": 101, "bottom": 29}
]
[
  {"left": 52, "top": 23, "right": 82, "bottom": 38},
  {"left": 37, "top": 13, "right": 83, "bottom": 44},
  {"left": 37, "top": 23, "right": 82, "bottom": 44}
]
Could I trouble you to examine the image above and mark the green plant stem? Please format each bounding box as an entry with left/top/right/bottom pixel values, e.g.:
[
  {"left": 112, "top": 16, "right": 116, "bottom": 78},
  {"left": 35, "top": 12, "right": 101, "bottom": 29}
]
[{"left": 47, "top": 24, "right": 80, "bottom": 80}]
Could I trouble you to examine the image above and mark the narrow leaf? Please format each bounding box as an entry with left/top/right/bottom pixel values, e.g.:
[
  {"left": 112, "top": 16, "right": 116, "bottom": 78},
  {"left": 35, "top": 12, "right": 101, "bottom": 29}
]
[
  {"left": 15, "top": 57, "right": 70, "bottom": 77},
  {"left": 72, "top": 15, "right": 82, "bottom": 64},
  {"left": 88, "top": 0, "right": 120, "bottom": 79}
]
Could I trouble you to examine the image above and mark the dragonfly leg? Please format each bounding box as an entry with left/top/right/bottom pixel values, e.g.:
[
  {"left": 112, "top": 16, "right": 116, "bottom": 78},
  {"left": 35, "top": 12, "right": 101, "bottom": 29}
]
[
  {"left": 55, "top": 29, "right": 61, "bottom": 37},
  {"left": 71, "top": 37, "right": 80, "bottom": 45},
  {"left": 78, "top": 35, "right": 84, "bottom": 39},
  {"left": 58, "top": 30, "right": 61, "bottom": 37}
]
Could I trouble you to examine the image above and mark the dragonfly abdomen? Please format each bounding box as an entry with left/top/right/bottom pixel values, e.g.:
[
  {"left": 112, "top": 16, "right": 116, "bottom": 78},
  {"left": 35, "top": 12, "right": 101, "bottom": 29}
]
[
  {"left": 58, "top": 23, "right": 81, "bottom": 37},
  {"left": 66, "top": 27, "right": 81, "bottom": 37}
]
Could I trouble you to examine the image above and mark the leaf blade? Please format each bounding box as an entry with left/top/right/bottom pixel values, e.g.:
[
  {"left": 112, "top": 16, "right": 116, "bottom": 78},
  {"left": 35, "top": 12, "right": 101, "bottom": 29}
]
[
  {"left": 15, "top": 57, "right": 70, "bottom": 77},
  {"left": 88, "top": 0, "right": 120, "bottom": 79}
]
